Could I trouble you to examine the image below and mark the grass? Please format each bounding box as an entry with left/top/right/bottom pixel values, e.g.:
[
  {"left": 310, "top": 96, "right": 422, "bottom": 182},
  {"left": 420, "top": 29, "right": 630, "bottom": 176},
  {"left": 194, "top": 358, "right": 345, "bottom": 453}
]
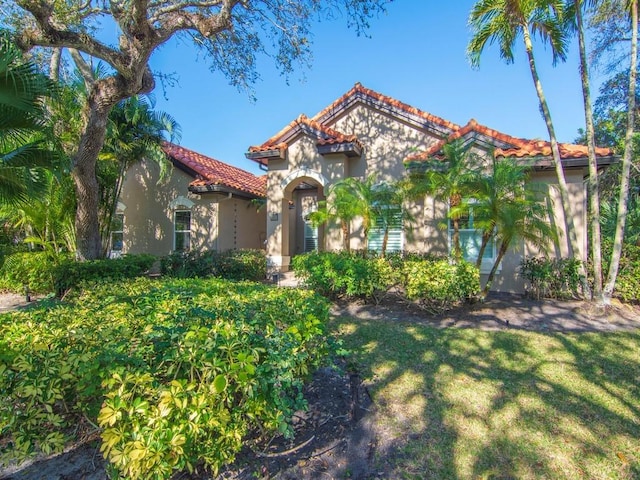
[{"left": 330, "top": 316, "right": 640, "bottom": 480}]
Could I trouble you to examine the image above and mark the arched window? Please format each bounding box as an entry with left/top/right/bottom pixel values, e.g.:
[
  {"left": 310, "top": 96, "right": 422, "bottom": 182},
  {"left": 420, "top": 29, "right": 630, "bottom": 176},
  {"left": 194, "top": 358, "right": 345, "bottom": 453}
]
[{"left": 109, "top": 202, "right": 126, "bottom": 258}]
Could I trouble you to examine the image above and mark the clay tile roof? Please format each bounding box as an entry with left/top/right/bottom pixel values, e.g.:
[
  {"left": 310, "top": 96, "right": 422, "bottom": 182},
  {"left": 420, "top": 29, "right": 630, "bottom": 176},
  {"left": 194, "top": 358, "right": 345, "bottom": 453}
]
[
  {"left": 312, "top": 82, "right": 461, "bottom": 132},
  {"left": 496, "top": 141, "right": 615, "bottom": 159},
  {"left": 163, "top": 142, "right": 266, "bottom": 197},
  {"left": 249, "top": 114, "right": 363, "bottom": 151},
  {"left": 405, "top": 119, "right": 530, "bottom": 162},
  {"left": 404, "top": 118, "right": 615, "bottom": 164}
]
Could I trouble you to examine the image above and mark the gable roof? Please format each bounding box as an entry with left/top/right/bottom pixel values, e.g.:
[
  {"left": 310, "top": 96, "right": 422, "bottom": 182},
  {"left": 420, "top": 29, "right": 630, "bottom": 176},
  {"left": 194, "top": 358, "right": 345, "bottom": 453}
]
[
  {"left": 405, "top": 119, "right": 616, "bottom": 166},
  {"left": 163, "top": 142, "right": 266, "bottom": 198},
  {"left": 312, "top": 82, "right": 460, "bottom": 134}
]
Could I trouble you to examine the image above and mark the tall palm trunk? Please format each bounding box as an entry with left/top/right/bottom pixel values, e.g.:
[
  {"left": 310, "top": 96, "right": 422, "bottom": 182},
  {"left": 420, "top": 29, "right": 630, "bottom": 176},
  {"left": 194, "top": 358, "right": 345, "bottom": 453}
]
[
  {"left": 576, "top": 0, "right": 604, "bottom": 302},
  {"left": 522, "top": 25, "right": 592, "bottom": 299},
  {"left": 604, "top": 0, "right": 638, "bottom": 302},
  {"left": 341, "top": 221, "right": 350, "bottom": 252}
]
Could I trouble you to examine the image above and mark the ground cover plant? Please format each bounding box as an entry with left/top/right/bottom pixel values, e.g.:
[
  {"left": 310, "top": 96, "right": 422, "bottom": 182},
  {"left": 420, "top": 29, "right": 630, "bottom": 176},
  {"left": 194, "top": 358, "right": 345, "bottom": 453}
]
[
  {"left": 0, "top": 278, "right": 329, "bottom": 478},
  {"left": 331, "top": 315, "right": 640, "bottom": 479}
]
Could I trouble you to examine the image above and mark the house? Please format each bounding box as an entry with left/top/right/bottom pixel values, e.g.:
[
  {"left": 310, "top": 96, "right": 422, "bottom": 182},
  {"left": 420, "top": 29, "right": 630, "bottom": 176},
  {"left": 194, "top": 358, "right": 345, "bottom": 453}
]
[
  {"left": 116, "top": 142, "right": 267, "bottom": 256},
  {"left": 245, "top": 83, "right": 616, "bottom": 292}
]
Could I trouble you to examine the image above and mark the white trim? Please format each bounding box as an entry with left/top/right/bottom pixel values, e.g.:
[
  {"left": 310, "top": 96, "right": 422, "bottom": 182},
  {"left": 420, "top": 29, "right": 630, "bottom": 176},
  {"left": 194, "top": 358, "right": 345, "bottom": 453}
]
[
  {"left": 173, "top": 209, "right": 192, "bottom": 252},
  {"left": 169, "top": 195, "right": 195, "bottom": 210},
  {"left": 280, "top": 168, "right": 329, "bottom": 190}
]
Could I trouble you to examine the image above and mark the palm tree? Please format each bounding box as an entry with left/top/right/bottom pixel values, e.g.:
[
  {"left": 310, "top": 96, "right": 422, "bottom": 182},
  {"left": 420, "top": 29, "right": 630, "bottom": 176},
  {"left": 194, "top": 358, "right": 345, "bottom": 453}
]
[
  {"left": 0, "top": 33, "right": 58, "bottom": 205},
  {"left": 468, "top": 0, "right": 591, "bottom": 297},
  {"left": 408, "top": 140, "right": 481, "bottom": 260},
  {"left": 481, "top": 186, "right": 556, "bottom": 296},
  {"left": 309, "top": 183, "right": 359, "bottom": 251},
  {"left": 453, "top": 155, "right": 532, "bottom": 269},
  {"left": 604, "top": 0, "right": 638, "bottom": 301},
  {"left": 98, "top": 94, "right": 180, "bottom": 254},
  {"left": 563, "top": 0, "right": 605, "bottom": 301},
  {"left": 370, "top": 180, "right": 409, "bottom": 257}
]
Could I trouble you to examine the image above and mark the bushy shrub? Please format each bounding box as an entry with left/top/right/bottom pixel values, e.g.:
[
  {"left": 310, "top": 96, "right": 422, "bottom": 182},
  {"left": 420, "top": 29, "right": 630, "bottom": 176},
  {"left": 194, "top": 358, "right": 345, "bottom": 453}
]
[
  {"left": 603, "top": 241, "right": 640, "bottom": 303},
  {"left": 0, "top": 278, "right": 329, "bottom": 478},
  {"left": 0, "top": 251, "right": 70, "bottom": 293},
  {"left": 161, "top": 249, "right": 266, "bottom": 281},
  {"left": 403, "top": 259, "right": 480, "bottom": 312},
  {"left": 519, "top": 257, "right": 582, "bottom": 299},
  {"left": 291, "top": 251, "right": 395, "bottom": 301},
  {"left": 53, "top": 254, "right": 156, "bottom": 295}
]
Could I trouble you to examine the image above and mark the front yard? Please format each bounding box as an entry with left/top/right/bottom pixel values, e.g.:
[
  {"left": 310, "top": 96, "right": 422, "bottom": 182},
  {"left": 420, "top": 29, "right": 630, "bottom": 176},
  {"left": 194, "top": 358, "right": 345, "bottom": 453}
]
[{"left": 331, "top": 314, "right": 640, "bottom": 479}]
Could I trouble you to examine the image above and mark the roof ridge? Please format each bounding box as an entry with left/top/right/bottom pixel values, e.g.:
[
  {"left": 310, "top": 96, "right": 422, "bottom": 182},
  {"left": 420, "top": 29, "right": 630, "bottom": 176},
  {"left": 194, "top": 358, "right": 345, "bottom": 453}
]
[{"left": 311, "top": 82, "right": 461, "bottom": 132}]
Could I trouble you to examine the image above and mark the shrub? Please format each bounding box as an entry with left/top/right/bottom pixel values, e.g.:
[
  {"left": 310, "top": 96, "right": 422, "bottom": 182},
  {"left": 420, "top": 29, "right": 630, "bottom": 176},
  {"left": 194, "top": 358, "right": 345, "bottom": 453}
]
[
  {"left": 53, "top": 254, "right": 156, "bottom": 295},
  {"left": 602, "top": 241, "right": 640, "bottom": 304},
  {"left": 0, "top": 251, "right": 70, "bottom": 293},
  {"left": 291, "top": 251, "right": 395, "bottom": 301},
  {"left": 402, "top": 259, "right": 480, "bottom": 313},
  {"left": 519, "top": 257, "right": 582, "bottom": 300},
  {"left": 0, "top": 278, "right": 329, "bottom": 478},
  {"left": 161, "top": 249, "right": 266, "bottom": 281}
]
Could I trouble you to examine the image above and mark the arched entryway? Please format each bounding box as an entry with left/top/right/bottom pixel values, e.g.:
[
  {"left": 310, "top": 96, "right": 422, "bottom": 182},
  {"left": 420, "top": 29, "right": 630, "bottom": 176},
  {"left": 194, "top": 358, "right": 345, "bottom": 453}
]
[{"left": 266, "top": 168, "right": 328, "bottom": 271}]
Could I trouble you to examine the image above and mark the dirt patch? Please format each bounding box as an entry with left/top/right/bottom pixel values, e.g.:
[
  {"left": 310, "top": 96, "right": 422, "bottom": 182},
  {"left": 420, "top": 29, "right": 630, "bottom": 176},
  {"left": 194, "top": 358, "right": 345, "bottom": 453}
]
[
  {"left": 332, "top": 292, "right": 640, "bottom": 332},
  {"left": 1, "top": 293, "right": 638, "bottom": 480}
]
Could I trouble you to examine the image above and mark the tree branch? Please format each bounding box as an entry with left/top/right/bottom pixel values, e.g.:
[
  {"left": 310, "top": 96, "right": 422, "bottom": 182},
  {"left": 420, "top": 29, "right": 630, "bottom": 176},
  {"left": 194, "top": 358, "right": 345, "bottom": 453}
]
[{"left": 16, "top": 0, "right": 128, "bottom": 71}]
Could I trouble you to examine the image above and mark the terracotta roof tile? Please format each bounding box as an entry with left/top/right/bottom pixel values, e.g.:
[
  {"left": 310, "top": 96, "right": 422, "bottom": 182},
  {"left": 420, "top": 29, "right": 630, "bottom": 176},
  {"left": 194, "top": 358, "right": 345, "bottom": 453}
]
[
  {"left": 405, "top": 119, "right": 615, "bottom": 163},
  {"left": 163, "top": 142, "right": 266, "bottom": 197},
  {"left": 248, "top": 114, "right": 363, "bottom": 152},
  {"left": 496, "top": 141, "right": 615, "bottom": 159},
  {"left": 405, "top": 119, "right": 530, "bottom": 162},
  {"left": 312, "top": 82, "right": 461, "bottom": 132}
]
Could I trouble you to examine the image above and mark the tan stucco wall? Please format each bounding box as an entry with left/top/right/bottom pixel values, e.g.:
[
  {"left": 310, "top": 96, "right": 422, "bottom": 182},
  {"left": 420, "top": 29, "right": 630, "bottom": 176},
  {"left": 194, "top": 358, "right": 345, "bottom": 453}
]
[
  {"left": 118, "top": 161, "right": 266, "bottom": 256},
  {"left": 261, "top": 100, "right": 589, "bottom": 293}
]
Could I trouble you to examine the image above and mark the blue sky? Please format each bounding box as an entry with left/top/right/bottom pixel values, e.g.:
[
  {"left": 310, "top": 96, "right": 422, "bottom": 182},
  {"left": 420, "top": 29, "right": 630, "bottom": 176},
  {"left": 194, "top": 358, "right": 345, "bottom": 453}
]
[{"left": 148, "top": 1, "right": 601, "bottom": 176}]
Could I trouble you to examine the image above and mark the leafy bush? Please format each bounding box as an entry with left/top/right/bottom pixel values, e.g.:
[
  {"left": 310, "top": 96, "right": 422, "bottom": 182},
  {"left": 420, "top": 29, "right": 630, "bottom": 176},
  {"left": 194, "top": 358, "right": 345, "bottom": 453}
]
[
  {"left": 402, "top": 259, "right": 480, "bottom": 312},
  {"left": 291, "top": 251, "right": 395, "bottom": 301},
  {"left": 603, "top": 241, "right": 640, "bottom": 304},
  {"left": 53, "top": 254, "right": 156, "bottom": 295},
  {"left": 0, "top": 278, "right": 329, "bottom": 478},
  {"left": 519, "top": 257, "right": 583, "bottom": 299},
  {"left": 0, "top": 251, "right": 70, "bottom": 293},
  {"left": 161, "top": 249, "right": 266, "bottom": 281}
]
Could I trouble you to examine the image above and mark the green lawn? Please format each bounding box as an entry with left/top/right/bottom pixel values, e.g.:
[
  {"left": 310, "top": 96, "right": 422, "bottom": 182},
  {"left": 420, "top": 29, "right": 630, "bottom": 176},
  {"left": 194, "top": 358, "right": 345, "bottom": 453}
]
[{"left": 330, "top": 316, "right": 640, "bottom": 480}]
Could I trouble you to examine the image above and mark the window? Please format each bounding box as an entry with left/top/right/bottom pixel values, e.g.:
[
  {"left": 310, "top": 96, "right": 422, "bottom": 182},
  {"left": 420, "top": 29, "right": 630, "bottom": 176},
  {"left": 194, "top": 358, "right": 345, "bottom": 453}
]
[
  {"left": 368, "top": 205, "right": 403, "bottom": 253},
  {"left": 303, "top": 214, "right": 318, "bottom": 253},
  {"left": 174, "top": 210, "right": 191, "bottom": 252},
  {"left": 449, "top": 199, "right": 496, "bottom": 270},
  {"left": 109, "top": 213, "right": 124, "bottom": 258}
]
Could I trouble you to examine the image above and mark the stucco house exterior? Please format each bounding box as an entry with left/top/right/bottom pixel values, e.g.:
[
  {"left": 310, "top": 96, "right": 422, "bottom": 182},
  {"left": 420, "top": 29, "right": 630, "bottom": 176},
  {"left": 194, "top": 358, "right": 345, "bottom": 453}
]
[
  {"left": 245, "top": 83, "right": 616, "bottom": 292},
  {"left": 117, "top": 83, "right": 615, "bottom": 292},
  {"left": 117, "top": 143, "right": 267, "bottom": 256}
]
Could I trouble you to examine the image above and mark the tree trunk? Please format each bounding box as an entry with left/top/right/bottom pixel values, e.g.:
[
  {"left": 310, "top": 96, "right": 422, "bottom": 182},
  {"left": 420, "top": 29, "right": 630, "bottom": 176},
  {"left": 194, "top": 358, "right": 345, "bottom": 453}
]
[
  {"left": 381, "top": 226, "right": 389, "bottom": 258},
  {"left": 341, "top": 221, "right": 350, "bottom": 252},
  {"left": 522, "top": 25, "right": 592, "bottom": 299},
  {"left": 452, "top": 217, "right": 461, "bottom": 261},
  {"left": 576, "top": 0, "right": 604, "bottom": 302},
  {"left": 476, "top": 228, "right": 493, "bottom": 269},
  {"left": 604, "top": 0, "right": 638, "bottom": 302},
  {"left": 72, "top": 85, "right": 117, "bottom": 261},
  {"left": 482, "top": 241, "right": 509, "bottom": 297}
]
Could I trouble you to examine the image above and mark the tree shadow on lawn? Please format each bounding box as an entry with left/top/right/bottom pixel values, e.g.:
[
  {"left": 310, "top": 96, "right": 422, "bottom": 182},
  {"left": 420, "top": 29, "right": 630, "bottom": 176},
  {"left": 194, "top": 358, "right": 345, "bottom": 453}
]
[{"left": 331, "top": 314, "right": 640, "bottom": 479}]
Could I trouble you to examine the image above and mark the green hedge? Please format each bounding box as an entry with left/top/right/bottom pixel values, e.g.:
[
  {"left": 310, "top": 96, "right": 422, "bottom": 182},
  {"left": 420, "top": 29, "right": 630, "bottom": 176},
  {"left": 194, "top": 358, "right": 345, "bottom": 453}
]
[
  {"left": 519, "top": 257, "right": 583, "bottom": 300},
  {"left": 53, "top": 254, "right": 157, "bottom": 295},
  {"left": 0, "top": 278, "right": 329, "bottom": 478},
  {"left": 292, "top": 251, "right": 479, "bottom": 311},
  {"left": 291, "top": 251, "right": 395, "bottom": 301},
  {"left": 0, "top": 251, "right": 71, "bottom": 293},
  {"left": 605, "top": 242, "right": 640, "bottom": 303},
  {"left": 161, "top": 249, "right": 266, "bottom": 281},
  {"left": 402, "top": 259, "right": 480, "bottom": 312}
]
